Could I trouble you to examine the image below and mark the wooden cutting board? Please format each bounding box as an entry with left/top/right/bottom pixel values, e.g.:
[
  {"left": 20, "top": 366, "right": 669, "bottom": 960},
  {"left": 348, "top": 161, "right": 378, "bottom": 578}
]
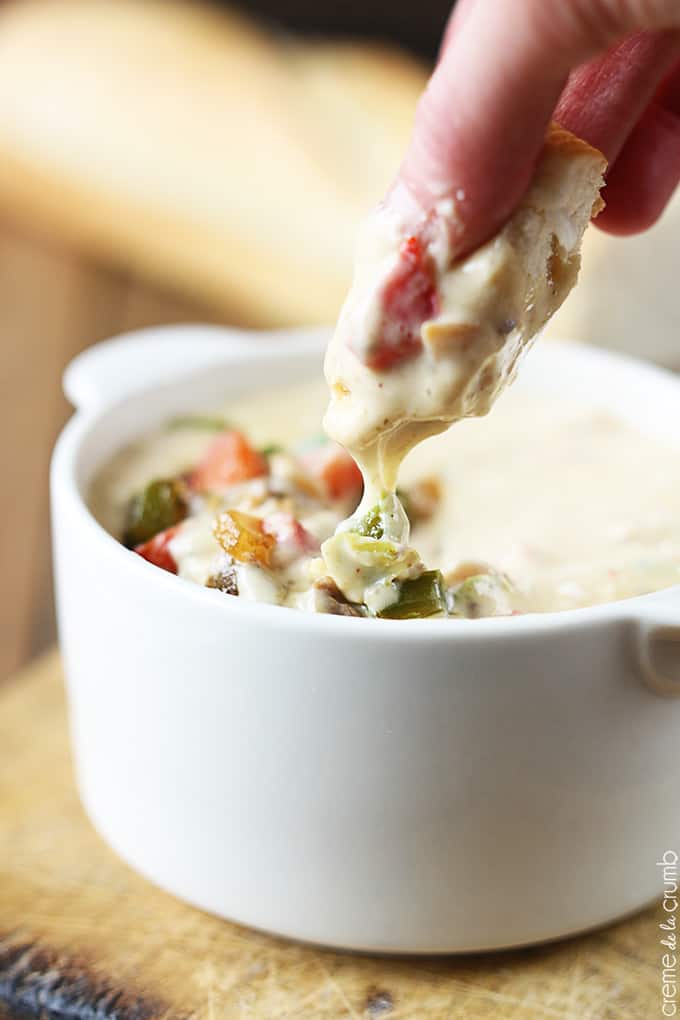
[{"left": 0, "top": 652, "right": 663, "bottom": 1019}]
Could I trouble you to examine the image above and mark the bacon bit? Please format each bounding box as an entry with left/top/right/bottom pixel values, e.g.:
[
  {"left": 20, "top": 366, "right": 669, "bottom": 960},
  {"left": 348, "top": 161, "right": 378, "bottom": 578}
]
[
  {"left": 213, "top": 510, "right": 275, "bottom": 567},
  {"left": 206, "top": 564, "right": 239, "bottom": 595},
  {"left": 134, "top": 525, "right": 180, "bottom": 573},
  {"left": 300, "top": 443, "right": 363, "bottom": 502},
  {"left": 313, "top": 576, "right": 364, "bottom": 617},
  {"left": 263, "top": 511, "right": 319, "bottom": 567},
  {"left": 364, "top": 235, "right": 439, "bottom": 372},
  {"left": 190, "top": 430, "right": 267, "bottom": 492}
]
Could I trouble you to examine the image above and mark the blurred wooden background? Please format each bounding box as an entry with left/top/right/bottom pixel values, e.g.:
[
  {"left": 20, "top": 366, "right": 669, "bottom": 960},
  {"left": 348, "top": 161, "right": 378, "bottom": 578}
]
[
  {"left": 0, "top": 0, "right": 678, "bottom": 681},
  {"left": 0, "top": 217, "right": 221, "bottom": 679}
]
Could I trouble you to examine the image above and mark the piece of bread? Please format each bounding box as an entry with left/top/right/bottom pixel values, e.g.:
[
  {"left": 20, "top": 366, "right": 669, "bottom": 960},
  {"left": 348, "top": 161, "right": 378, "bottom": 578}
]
[
  {"left": 324, "top": 122, "right": 607, "bottom": 473},
  {"left": 0, "top": 0, "right": 426, "bottom": 325}
]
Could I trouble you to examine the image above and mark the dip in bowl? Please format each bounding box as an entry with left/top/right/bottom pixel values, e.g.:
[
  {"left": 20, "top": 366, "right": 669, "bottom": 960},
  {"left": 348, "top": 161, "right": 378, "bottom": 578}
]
[{"left": 52, "top": 324, "right": 680, "bottom": 952}]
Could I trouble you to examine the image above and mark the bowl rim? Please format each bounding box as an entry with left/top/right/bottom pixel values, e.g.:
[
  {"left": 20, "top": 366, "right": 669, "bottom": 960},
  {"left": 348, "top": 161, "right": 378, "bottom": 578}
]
[{"left": 52, "top": 325, "right": 680, "bottom": 643}]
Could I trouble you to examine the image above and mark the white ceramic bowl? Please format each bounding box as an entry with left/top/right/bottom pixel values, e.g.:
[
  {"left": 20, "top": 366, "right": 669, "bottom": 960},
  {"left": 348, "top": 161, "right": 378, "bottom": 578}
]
[{"left": 52, "top": 325, "right": 680, "bottom": 953}]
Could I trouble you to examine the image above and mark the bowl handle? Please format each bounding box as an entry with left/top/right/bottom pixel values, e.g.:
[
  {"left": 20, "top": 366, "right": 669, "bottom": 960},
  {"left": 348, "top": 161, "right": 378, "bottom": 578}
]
[
  {"left": 633, "top": 593, "right": 680, "bottom": 697},
  {"left": 63, "top": 324, "right": 327, "bottom": 411}
]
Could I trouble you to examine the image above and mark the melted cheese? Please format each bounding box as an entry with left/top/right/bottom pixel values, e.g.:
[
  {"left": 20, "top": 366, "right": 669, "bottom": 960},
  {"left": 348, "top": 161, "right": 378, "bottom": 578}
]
[{"left": 91, "top": 379, "right": 680, "bottom": 615}]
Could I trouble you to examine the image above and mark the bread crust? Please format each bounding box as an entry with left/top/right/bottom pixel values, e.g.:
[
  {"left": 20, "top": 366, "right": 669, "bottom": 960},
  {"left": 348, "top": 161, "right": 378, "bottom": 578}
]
[
  {"left": 545, "top": 121, "right": 606, "bottom": 164},
  {"left": 544, "top": 121, "right": 607, "bottom": 217}
]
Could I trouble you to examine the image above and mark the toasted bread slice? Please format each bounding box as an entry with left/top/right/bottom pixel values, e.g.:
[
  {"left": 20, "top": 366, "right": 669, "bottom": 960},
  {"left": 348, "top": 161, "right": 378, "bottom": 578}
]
[{"left": 324, "top": 122, "right": 607, "bottom": 484}]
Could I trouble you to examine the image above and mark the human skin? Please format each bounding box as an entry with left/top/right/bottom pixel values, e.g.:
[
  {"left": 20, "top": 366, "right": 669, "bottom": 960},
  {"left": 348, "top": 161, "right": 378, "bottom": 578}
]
[{"left": 393, "top": 0, "right": 680, "bottom": 256}]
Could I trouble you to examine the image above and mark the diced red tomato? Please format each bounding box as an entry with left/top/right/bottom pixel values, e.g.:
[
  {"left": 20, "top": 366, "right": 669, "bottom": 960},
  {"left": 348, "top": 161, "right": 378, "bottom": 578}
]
[
  {"left": 190, "top": 430, "right": 267, "bottom": 492},
  {"left": 263, "top": 512, "right": 319, "bottom": 567},
  {"left": 363, "top": 235, "right": 439, "bottom": 372},
  {"left": 322, "top": 448, "right": 363, "bottom": 501},
  {"left": 300, "top": 444, "right": 363, "bottom": 502},
  {"left": 134, "top": 525, "right": 180, "bottom": 573}
]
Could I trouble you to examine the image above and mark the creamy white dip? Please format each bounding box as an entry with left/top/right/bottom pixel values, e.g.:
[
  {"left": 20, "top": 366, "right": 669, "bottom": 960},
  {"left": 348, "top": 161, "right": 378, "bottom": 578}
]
[{"left": 91, "top": 378, "right": 680, "bottom": 616}]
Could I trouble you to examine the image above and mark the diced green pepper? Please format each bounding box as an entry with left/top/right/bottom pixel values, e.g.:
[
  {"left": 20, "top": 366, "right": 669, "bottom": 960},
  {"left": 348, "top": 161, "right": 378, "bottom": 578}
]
[
  {"left": 451, "top": 576, "right": 484, "bottom": 618},
  {"left": 352, "top": 492, "right": 410, "bottom": 543},
  {"left": 123, "top": 479, "right": 188, "bottom": 548},
  {"left": 167, "top": 414, "right": 230, "bottom": 431},
  {"left": 260, "top": 444, "right": 284, "bottom": 457},
  {"left": 449, "top": 572, "right": 516, "bottom": 618},
  {"left": 353, "top": 504, "right": 384, "bottom": 540},
  {"left": 379, "top": 570, "right": 447, "bottom": 619}
]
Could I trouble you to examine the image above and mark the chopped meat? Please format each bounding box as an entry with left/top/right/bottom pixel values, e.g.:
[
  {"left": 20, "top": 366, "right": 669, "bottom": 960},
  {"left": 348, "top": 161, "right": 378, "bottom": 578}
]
[
  {"left": 206, "top": 564, "right": 239, "bottom": 595},
  {"left": 214, "top": 510, "right": 276, "bottom": 567}
]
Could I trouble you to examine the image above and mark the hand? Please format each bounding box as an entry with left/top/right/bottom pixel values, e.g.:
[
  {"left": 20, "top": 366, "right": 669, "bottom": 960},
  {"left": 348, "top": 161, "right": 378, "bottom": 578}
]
[{"left": 394, "top": 0, "right": 680, "bottom": 256}]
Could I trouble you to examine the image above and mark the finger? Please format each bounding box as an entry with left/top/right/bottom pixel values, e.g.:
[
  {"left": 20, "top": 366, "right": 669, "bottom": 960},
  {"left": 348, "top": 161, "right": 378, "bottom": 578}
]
[
  {"left": 398, "top": 1, "right": 569, "bottom": 249},
  {"left": 395, "top": 0, "right": 680, "bottom": 256},
  {"left": 595, "top": 59, "right": 680, "bottom": 233},
  {"left": 438, "top": 0, "right": 477, "bottom": 59},
  {"left": 554, "top": 31, "right": 680, "bottom": 161}
]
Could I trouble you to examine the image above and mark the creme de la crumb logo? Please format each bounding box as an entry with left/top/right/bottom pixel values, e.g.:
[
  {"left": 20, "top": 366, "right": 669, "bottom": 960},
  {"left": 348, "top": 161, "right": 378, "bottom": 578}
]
[{"left": 658, "top": 850, "right": 679, "bottom": 1016}]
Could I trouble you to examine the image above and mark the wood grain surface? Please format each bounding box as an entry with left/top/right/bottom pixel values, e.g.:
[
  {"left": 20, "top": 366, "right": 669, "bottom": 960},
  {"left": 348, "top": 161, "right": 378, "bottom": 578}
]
[
  {"left": 0, "top": 651, "right": 666, "bottom": 1019},
  {"left": 0, "top": 218, "right": 224, "bottom": 683}
]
